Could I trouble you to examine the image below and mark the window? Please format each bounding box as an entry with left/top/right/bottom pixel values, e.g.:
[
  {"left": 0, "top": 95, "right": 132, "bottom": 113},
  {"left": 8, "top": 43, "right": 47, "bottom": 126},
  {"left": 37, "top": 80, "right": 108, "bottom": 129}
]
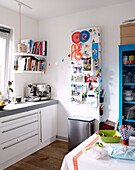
[
  {"left": 0, "top": 26, "right": 14, "bottom": 98},
  {"left": 0, "top": 33, "right": 7, "bottom": 94}
]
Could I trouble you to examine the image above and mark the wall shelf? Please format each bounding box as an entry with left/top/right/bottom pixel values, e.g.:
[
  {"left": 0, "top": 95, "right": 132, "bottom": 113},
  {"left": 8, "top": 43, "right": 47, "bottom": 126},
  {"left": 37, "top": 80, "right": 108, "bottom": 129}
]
[
  {"left": 123, "top": 83, "right": 135, "bottom": 85},
  {"left": 14, "top": 71, "right": 43, "bottom": 74},
  {"left": 123, "top": 64, "right": 135, "bottom": 67},
  {"left": 123, "top": 119, "right": 135, "bottom": 123},
  {"left": 14, "top": 52, "right": 45, "bottom": 59},
  {"left": 123, "top": 101, "right": 135, "bottom": 104}
]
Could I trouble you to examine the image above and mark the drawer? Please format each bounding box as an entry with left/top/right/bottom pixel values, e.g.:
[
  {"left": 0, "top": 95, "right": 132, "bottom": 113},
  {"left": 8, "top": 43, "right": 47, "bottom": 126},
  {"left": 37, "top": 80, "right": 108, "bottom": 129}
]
[
  {"left": 0, "top": 111, "right": 39, "bottom": 128},
  {"left": 0, "top": 117, "right": 39, "bottom": 144},
  {"left": 0, "top": 130, "right": 39, "bottom": 164}
]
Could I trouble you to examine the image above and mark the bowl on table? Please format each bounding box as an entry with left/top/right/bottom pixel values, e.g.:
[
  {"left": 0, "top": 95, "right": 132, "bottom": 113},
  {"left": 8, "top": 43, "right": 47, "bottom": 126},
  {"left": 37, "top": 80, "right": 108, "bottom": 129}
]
[{"left": 98, "top": 130, "right": 121, "bottom": 143}]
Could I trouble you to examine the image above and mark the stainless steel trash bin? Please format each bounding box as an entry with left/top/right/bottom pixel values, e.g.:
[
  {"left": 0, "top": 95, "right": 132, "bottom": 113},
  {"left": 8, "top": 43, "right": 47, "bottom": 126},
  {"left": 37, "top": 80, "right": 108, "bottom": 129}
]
[{"left": 68, "top": 116, "right": 95, "bottom": 151}]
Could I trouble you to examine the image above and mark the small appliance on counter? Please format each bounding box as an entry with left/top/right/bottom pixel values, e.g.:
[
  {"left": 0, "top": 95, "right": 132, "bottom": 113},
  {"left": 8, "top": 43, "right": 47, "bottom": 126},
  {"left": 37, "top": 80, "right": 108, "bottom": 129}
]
[{"left": 25, "top": 83, "right": 51, "bottom": 102}]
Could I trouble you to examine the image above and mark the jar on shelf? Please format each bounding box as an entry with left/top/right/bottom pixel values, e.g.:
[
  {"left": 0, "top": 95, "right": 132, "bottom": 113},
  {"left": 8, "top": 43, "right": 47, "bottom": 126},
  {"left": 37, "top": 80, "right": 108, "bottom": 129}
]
[
  {"left": 123, "top": 55, "right": 128, "bottom": 65},
  {"left": 129, "top": 55, "right": 135, "bottom": 65}
]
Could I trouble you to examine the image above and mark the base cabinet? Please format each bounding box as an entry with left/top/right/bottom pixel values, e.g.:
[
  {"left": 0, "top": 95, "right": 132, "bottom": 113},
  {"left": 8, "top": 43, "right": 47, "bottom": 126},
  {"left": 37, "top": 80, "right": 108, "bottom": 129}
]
[
  {"left": 41, "top": 105, "right": 57, "bottom": 142},
  {"left": 0, "top": 104, "right": 57, "bottom": 169},
  {"left": 0, "top": 110, "right": 40, "bottom": 165},
  {"left": 0, "top": 131, "right": 39, "bottom": 164}
]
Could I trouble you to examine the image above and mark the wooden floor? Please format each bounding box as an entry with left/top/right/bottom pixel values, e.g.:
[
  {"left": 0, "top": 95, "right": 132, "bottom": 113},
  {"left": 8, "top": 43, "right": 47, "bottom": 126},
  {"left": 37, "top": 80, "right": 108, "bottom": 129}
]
[{"left": 6, "top": 141, "right": 68, "bottom": 170}]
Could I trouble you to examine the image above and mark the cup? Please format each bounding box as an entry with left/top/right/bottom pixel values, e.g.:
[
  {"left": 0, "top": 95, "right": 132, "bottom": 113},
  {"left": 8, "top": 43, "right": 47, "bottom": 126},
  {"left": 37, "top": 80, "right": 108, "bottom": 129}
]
[
  {"left": 16, "top": 97, "right": 22, "bottom": 103},
  {"left": 121, "top": 139, "right": 129, "bottom": 146}
]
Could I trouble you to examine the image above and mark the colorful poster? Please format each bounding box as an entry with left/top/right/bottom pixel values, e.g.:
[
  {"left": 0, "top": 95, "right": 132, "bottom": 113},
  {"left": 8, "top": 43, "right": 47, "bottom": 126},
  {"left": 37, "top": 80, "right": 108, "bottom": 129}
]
[{"left": 70, "top": 27, "right": 101, "bottom": 105}]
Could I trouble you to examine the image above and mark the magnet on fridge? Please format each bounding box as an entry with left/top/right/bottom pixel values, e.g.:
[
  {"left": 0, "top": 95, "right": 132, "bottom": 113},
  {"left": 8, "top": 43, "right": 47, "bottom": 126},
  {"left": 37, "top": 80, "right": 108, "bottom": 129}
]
[
  {"left": 68, "top": 54, "right": 71, "bottom": 57},
  {"left": 92, "top": 39, "right": 95, "bottom": 44},
  {"left": 62, "top": 59, "right": 64, "bottom": 62}
]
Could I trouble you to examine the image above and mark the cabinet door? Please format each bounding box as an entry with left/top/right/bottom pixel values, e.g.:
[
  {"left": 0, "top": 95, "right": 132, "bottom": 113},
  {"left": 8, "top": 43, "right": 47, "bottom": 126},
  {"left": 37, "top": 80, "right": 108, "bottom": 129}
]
[
  {"left": 41, "top": 105, "right": 57, "bottom": 142},
  {"left": 119, "top": 44, "right": 135, "bottom": 130}
]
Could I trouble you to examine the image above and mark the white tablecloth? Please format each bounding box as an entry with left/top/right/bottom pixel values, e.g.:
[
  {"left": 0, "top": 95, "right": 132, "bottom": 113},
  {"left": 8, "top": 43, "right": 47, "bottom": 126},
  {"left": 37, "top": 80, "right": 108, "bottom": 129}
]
[{"left": 61, "top": 134, "right": 135, "bottom": 170}]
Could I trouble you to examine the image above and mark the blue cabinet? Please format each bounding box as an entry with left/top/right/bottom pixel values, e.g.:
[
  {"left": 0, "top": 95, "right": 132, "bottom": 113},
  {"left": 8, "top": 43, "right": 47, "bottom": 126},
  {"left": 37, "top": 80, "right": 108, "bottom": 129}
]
[{"left": 119, "top": 44, "right": 135, "bottom": 129}]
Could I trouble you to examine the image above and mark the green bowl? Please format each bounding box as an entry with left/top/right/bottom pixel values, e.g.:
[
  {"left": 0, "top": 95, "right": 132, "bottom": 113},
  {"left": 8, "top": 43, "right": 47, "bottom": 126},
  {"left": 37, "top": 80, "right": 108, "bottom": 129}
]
[{"left": 98, "top": 130, "right": 121, "bottom": 143}]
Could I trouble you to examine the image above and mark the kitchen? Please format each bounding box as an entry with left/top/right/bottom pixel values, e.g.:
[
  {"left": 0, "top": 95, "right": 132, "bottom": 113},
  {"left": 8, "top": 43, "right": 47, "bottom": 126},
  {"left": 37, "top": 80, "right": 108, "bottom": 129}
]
[{"left": 0, "top": 0, "right": 135, "bottom": 170}]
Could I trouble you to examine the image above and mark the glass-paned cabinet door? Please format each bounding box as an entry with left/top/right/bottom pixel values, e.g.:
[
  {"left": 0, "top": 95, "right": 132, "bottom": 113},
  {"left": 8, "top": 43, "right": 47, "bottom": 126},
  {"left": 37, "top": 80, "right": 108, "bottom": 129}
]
[{"left": 119, "top": 44, "right": 135, "bottom": 133}]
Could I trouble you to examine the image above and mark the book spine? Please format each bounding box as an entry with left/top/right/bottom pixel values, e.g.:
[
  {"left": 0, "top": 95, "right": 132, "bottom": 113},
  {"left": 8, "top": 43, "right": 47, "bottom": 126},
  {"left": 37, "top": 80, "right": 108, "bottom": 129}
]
[
  {"left": 40, "top": 42, "right": 43, "bottom": 55},
  {"left": 37, "top": 42, "right": 40, "bottom": 55},
  {"left": 28, "top": 58, "right": 31, "bottom": 71},
  {"left": 34, "top": 42, "right": 38, "bottom": 54},
  {"left": 43, "top": 41, "right": 45, "bottom": 55},
  {"left": 30, "top": 40, "right": 34, "bottom": 53},
  {"left": 39, "top": 61, "right": 41, "bottom": 71},
  {"left": 24, "top": 58, "right": 27, "bottom": 70},
  {"left": 32, "top": 43, "right": 36, "bottom": 54},
  {"left": 45, "top": 41, "right": 47, "bottom": 56}
]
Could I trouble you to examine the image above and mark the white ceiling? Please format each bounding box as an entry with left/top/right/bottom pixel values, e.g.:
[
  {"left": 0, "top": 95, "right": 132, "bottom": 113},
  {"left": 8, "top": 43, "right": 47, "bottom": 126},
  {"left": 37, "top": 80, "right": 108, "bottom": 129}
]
[{"left": 0, "top": 0, "right": 134, "bottom": 20}]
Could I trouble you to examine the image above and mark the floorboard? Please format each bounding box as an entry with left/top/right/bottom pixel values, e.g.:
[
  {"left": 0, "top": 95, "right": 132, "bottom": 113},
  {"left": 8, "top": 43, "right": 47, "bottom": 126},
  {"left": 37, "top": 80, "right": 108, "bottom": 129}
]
[{"left": 6, "top": 141, "right": 68, "bottom": 170}]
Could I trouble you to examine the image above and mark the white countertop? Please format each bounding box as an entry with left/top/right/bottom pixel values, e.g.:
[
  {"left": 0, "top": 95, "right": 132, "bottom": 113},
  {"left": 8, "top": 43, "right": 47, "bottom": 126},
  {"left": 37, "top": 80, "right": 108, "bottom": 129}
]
[{"left": 0, "top": 99, "right": 58, "bottom": 118}]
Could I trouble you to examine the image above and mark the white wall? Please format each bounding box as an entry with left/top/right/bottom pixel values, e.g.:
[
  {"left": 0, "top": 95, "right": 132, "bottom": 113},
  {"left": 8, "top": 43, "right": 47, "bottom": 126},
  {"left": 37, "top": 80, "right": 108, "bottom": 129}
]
[
  {"left": 38, "top": 1, "right": 135, "bottom": 138},
  {"left": 0, "top": 5, "right": 41, "bottom": 97}
]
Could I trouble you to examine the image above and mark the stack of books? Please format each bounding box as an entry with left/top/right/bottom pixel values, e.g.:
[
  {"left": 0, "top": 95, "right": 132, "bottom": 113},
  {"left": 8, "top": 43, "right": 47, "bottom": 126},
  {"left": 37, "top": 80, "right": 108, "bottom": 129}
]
[
  {"left": 18, "top": 57, "right": 45, "bottom": 71},
  {"left": 20, "top": 40, "right": 47, "bottom": 56}
]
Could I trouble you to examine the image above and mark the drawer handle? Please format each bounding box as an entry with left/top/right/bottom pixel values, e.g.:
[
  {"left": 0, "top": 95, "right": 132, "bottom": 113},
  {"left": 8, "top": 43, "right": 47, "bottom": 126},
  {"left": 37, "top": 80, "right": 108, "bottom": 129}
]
[
  {"left": 1, "top": 120, "right": 38, "bottom": 133},
  {"left": 1, "top": 112, "right": 39, "bottom": 123},
  {"left": 2, "top": 133, "right": 38, "bottom": 150}
]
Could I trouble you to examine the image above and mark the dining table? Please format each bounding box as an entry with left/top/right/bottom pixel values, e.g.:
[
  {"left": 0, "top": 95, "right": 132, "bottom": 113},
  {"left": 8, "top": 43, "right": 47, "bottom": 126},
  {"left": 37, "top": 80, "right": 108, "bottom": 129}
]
[{"left": 61, "top": 133, "right": 135, "bottom": 170}]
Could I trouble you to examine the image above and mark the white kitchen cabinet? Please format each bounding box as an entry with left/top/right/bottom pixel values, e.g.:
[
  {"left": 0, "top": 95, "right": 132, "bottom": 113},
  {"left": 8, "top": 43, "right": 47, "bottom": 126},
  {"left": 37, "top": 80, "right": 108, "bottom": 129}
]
[
  {"left": 0, "top": 110, "right": 40, "bottom": 164},
  {"left": 0, "top": 112, "right": 39, "bottom": 144},
  {"left": 41, "top": 105, "right": 57, "bottom": 142},
  {"left": 0, "top": 102, "right": 58, "bottom": 169}
]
